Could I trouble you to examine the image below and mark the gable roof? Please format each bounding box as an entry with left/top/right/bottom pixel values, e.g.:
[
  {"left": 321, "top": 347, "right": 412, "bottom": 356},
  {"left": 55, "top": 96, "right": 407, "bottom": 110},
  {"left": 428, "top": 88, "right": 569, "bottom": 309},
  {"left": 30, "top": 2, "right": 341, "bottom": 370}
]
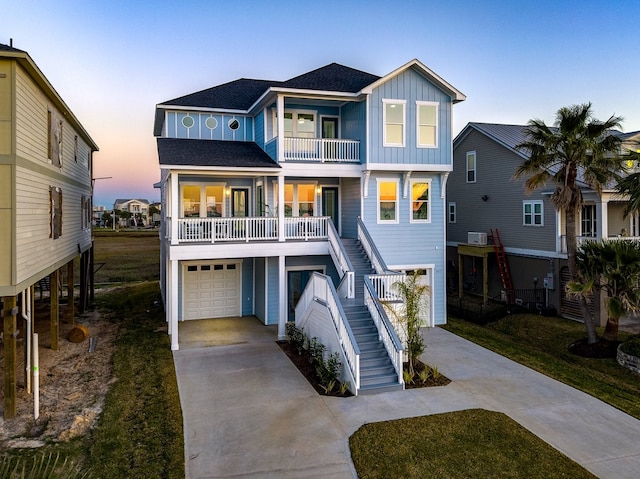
[
  {"left": 114, "top": 199, "right": 150, "bottom": 205},
  {"left": 279, "top": 63, "right": 380, "bottom": 93},
  {"left": 157, "top": 138, "right": 280, "bottom": 169},
  {"left": 454, "top": 123, "right": 531, "bottom": 159}
]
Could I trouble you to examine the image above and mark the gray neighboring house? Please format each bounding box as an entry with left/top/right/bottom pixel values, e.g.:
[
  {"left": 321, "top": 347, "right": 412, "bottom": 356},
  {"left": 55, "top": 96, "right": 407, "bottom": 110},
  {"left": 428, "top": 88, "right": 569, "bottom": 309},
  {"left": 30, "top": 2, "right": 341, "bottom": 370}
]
[{"left": 447, "top": 122, "right": 640, "bottom": 323}]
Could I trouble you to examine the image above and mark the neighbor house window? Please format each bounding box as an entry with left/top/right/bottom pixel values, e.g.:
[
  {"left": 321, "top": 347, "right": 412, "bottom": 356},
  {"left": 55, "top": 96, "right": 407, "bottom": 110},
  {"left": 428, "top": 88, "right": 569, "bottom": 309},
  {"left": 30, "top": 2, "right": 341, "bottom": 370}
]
[
  {"left": 410, "top": 180, "right": 431, "bottom": 222},
  {"left": 581, "top": 205, "right": 597, "bottom": 237},
  {"left": 48, "top": 110, "right": 63, "bottom": 167},
  {"left": 466, "top": 151, "right": 476, "bottom": 183},
  {"left": 81, "top": 195, "right": 90, "bottom": 230},
  {"left": 74, "top": 135, "right": 78, "bottom": 162},
  {"left": 383, "top": 99, "right": 405, "bottom": 147},
  {"left": 448, "top": 202, "right": 456, "bottom": 223},
  {"left": 50, "top": 186, "right": 63, "bottom": 238},
  {"left": 523, "top": 200, "right": 543, "bottom": 226},
  {"left": 417, "top": 101, "right": 438, "bottom": 147},
  {"left": 378, "top": 179, "right": 399, "bottom": 223}
]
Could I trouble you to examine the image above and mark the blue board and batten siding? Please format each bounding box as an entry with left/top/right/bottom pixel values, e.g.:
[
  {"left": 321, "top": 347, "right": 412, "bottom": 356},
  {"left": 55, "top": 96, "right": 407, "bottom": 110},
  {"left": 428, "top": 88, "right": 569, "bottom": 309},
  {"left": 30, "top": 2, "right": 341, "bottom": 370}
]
[
  {"left": 165, "top": 111, "right": 254, "bottom": 141},
  {"left": 341, "top": 101, "right": 367, "bottom": 162},
  {"left": 369, "top": 68, "right": 452, "bottom": 165}
]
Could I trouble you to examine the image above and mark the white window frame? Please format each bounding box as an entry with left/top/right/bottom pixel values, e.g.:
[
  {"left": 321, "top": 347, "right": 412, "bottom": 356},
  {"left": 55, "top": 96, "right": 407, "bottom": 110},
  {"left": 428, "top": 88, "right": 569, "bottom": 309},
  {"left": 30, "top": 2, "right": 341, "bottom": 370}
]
[
  {"left": 382, "top": 99, "right": 406, "bottom": 147},
  {"left": 274, "top": 181, "right": 318, "bottom": 217},
  {"left": 580, "top": 204, "right": 597, "bottom": 237},
  {"left": 466, "top": 151, "right": 476, "bottom": 183},
  {"left": 272, "top": 108, "right": 317, "bottom": 138},
  {"left": 181, "top": 182, "right": 227, "bottom": 218},
  {"left": 448, "top": 202, "right": 457, "bottom": 223},
  {"left": 409, "top": 178, "right": 431, "bottom": 223},
  {"left": 416, "top": 101, "right": 438, "bottom": 148},
  {"left": 523, "top": 200, "right": 544, "bottom": 226},
  {"left": 377, "top": 178, "right": 399, "bottom": 224}
]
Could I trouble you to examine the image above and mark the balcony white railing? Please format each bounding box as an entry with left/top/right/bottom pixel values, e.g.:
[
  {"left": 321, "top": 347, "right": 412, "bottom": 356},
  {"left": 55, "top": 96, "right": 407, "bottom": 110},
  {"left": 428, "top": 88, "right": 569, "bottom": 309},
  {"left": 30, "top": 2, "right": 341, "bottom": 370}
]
[
  {"left": 295, "top": 272, "right": 360, "bottom": 392},
  {"left": 559, "top": 234, "right": 640, "bottom": 253},
  {"left": 283, "top": 137, "right": 360, "bottom": 163},
  {"left": 327, "top": 221, "right": 355, "bottom": 298},
  {"left": 174, "top": 216, "right": 330, "bottom": 243},
  {"left": 363, "top": 276, "right": 404, "bottom": 385},
  {"left": 368, "top": 273, "right": 406, "bottom": 302}
]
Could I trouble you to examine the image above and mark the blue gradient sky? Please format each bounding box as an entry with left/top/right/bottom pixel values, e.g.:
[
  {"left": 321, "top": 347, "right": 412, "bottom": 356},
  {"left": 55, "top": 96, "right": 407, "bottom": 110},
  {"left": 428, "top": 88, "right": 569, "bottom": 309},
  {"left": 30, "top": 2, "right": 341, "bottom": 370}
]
[{"left": 3, "top": 0, "right": 639, "bottom": 207}]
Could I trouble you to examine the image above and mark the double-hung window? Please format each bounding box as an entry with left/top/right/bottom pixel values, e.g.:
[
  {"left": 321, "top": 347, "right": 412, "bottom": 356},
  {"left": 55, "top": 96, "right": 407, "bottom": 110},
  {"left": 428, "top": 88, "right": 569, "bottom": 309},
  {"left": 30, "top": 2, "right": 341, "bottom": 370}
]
[
  {"left": 383, "top": 99, "right": 405, "bottom": 147},
  {"left": 410, "top": 180, "right": 431, "bottom": 222},
  {"left": 523, "top": 200, "right": 543, "bottom": 226},
  {"left": 581, "top": 205, "right": 597, "bottom": 237},
  {"left": 416, "top": 101, "right": 438, "bottom": 147},
  {"left": 466, "top": 151, "right": 476, "bottom": 183},
  {"left": 378, "top": 179, "right": 399, "bottom": 223},
  {"left": 448, "top": 202, "right": 457, "bottom": 223}
]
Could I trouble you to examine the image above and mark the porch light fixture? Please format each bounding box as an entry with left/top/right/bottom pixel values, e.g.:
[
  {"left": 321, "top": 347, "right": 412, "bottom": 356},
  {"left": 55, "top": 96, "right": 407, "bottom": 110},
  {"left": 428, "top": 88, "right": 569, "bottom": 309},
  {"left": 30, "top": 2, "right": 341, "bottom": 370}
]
[
  {"left": 316, "top": 187, "right": 322, "bottom": 194},
  {"left": 225, "top": 188, "right": 230, "bottom": 196}
]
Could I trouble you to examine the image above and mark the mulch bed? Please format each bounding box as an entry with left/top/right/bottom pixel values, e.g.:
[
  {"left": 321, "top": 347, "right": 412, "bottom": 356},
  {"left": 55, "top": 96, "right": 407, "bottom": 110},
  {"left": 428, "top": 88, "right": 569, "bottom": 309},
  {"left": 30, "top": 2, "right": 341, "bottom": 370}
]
[
  {"left": 277, "top": 340, "right": 450, "bottom": 395},
  {"left": 569, "top": 337, "right": 620, "bottom": 359}
]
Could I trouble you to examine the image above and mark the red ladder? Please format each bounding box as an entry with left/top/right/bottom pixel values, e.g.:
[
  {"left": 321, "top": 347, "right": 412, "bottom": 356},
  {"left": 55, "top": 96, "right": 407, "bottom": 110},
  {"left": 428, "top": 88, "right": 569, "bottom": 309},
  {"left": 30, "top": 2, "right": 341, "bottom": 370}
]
[{"left": 490, "top": 228, "right": 514, "bottom": 304}]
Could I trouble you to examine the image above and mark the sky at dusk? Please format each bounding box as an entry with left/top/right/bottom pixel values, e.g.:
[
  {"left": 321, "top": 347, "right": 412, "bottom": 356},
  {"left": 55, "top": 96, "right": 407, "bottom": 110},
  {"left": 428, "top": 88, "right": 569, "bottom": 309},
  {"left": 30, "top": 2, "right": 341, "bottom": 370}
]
[{"left": 3, "top": 0, "right": 639, "bottom": 208}]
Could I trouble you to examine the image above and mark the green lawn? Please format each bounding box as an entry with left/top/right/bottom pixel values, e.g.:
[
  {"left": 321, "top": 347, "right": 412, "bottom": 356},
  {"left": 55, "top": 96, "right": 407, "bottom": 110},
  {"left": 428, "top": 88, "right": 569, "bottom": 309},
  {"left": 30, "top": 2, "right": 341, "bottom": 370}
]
[
  {"left": 92, "top": 229, "right": 160, "bottom": 284},
  {"left": 350, "top": 409, "right": 596, "bottom": 479},
  {"left": 443, "top": 314, "right": 640, "bottom": 419}
]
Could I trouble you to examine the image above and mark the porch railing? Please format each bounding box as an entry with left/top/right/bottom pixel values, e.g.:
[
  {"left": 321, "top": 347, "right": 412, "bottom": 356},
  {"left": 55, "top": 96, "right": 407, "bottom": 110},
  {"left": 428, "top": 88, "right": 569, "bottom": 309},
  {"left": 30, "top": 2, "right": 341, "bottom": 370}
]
[
  {"left": 284, "top": 137, "right": 360, "bottom": 163},
  {"left": 363, "top": 276, "right": 404, "bottom": 386},
  {"left": 174, "top": 216, "right": 330, "bottom": 243},
  {"left": 368, "top": 273, "right": 406, "bottom": 302},
  {"left": 357, "top": 217, "right": 396, "bottom": 274},
  {"left": 327, "top": 221, "right": 355, "bottom": 298},
  {"left": 559, "top": 234, "right": 640, "bottom": 253},
  {"left": 295, "top": 272, "right": 360, "bottom": 391}
]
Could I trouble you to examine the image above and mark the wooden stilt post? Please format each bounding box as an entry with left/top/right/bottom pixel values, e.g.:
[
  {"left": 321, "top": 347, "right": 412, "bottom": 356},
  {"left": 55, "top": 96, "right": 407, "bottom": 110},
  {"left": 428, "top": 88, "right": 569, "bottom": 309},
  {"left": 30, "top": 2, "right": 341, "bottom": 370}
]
[
  {"left": 89, "top": 241, "right": 95, "bottom": 303},
  {"left": 67, "top": 260, "right": 74, "bottom": 324},
  {"left": 50, "top": 269, "right": 59, "bottom": 350},
  {"left": 3, "top": 295, "right": 18, "bottom": 419}
]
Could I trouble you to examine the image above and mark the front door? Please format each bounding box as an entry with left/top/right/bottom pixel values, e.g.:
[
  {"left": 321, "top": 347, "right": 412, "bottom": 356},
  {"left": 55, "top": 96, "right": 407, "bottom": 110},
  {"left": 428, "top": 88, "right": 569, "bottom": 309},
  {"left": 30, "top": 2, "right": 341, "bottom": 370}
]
[
  {"left": 231, "top": 188, "right": 249, "bottom": 217},
  {"left": 322, "top": 187, "right": 339, "bottom": 231}
]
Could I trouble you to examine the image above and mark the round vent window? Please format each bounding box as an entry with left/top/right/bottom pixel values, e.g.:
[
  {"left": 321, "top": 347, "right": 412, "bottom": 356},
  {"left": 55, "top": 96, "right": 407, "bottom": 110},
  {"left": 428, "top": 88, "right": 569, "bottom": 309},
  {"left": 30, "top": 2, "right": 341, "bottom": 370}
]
[
  {"left": 205, "top": 116, "right": 218, "bottom": 130},
  {"left": 228, "top": 119, "right": 240, "bottom": 130},
  {"left": 182, "top": 116, "right": 195, "bottom": 128}
]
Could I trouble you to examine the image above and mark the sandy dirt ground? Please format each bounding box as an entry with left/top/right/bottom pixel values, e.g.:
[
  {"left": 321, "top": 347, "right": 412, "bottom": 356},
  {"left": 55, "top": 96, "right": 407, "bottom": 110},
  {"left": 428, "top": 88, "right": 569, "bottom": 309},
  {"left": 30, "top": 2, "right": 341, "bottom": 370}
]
[{"left": 0, "top": 300, "right": 117, "bottom": 449}]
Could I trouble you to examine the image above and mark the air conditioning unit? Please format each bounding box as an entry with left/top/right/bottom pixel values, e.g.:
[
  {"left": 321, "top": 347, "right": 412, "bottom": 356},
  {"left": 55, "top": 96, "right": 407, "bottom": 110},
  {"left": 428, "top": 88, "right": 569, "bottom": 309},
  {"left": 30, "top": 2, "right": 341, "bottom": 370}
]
[{"left": 468, "top": 232, "right": 487, "bottom": 245}]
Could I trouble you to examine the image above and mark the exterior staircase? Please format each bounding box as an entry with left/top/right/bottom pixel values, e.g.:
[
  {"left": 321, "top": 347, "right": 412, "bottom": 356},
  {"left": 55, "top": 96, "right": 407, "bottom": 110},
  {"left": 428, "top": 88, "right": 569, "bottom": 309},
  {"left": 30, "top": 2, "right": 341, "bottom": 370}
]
[{"left": 340, "top": 239, "right": 403, "bottom": 394}]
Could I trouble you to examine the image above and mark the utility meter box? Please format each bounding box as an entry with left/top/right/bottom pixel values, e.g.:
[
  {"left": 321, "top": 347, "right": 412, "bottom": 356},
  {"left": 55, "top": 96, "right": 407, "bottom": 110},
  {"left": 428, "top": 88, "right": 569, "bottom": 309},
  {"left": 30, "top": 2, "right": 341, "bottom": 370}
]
[
  {"left": 543, "top": 273, "right": 554, "bottom": 290},
  {"left": 467, "top": 232, "right": 487, "bottom": 245}
]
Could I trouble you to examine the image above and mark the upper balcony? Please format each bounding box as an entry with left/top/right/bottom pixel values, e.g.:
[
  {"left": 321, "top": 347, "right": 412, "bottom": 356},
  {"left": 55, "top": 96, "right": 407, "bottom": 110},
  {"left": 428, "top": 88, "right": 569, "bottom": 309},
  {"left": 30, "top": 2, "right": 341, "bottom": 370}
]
[{"left": 283, "top": 137, "right": 360, "bottom": 163}]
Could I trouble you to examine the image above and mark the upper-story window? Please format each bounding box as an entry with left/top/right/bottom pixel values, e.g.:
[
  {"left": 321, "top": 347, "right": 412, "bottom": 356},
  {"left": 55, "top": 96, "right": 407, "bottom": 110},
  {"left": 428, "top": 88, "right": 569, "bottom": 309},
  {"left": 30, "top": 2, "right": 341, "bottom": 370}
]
[
  {"left": 382, "top": 99, "right": 406, "bottom": 147},
  {"left": 523, "top": 200, "right": 543, "bottom": 226},
  {"left": 50, "top": 186, "right": 63, "bottom": 238},
  {"left": 275, "top": 183, "right": 316, "bottom": 217},
  {"left": 378, "top": 179, "right": 399, "bottom": 223},
  {"left": 581, "top": 204, "right": 597, "bottom": 237},
  {"left": 48, "top": 110, "right": 63, "bottom": 168},
  {"left": 410, "top": 180, "right": 431, "bottom": 223},
  {"left": 182, "top": 184, "right": 225, "bottom": 217},
  {"left": 273, "top": 110, "right": 316, "bottom": 138},
  {"left": 466, "top": 151, "right": 476, "bottom": 183},
  {"left": 448, "top": 202, "right": 457, "bottom": 223},
  {"left": 416, "top": 101, "right": 438, "bottom": 148}
]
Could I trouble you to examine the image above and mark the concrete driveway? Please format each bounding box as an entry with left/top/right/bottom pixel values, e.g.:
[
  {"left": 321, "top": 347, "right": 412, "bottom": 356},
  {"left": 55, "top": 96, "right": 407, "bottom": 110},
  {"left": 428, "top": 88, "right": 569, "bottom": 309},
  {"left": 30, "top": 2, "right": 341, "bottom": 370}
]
[{"left": 174, "top": 317, "right": 640, "bottom": 479}]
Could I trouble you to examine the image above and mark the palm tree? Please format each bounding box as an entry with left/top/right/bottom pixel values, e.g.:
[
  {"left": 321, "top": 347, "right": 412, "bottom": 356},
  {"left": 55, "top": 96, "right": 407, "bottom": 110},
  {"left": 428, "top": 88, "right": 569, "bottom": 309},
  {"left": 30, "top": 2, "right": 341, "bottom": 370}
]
[
  {"left": 616, "top": 149, "right": 640, "bottom": 217},
  {"left": 514, "top": 103, "right": 624, "bottom": 344},
  {"left": 569, "top": 240, "right": 640, "bottom": 343}
]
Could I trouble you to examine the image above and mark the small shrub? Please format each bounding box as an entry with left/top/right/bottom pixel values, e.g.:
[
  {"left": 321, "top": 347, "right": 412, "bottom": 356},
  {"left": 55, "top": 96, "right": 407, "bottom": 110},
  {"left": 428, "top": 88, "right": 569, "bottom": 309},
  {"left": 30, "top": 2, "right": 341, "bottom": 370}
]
[
  {"left": 317, "top": 352, "right": 341, "bottom": 388},
  {"left": 286, "top": 322, "right": 305, "bottom": 355},
  {"left": 0, "top": 453, "right": 90, "bottom": 479},
  {"left": 620, "top": 335, "right": 640, "bottom": 357},
  {"left": 308, "top": 337, "right": 326, "bottom": 365},
  {"left": 418, "top": 368, "right": 430, "bottom": 383},
  {"left": 403, "top": 369, "right": 414, "bottom": 384},
  {"left": 431, "top": 365, "right": 441, "bottom": 380},
  {"left": 339, "top": 381, "right": 350, "bottom": 395},
  {"left": 321, "top": 380, "right": 336, "bottom": 394}
]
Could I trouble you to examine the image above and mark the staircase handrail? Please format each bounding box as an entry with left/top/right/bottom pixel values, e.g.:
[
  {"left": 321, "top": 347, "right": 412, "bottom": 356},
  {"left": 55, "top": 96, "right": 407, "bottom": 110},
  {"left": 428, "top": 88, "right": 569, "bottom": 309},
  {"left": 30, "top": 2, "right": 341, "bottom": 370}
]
[
  {"left": 327, "top": 220, "right": 355, "bottom": 298},
  {"left": 295, "top": 272, "right": 361, "bottom": 390},
  {"left": 363, "top": 275, "right": 404, "bottom": 385},
  {"left": 356, "top": 217, "right": 396, "bottom": 274}
]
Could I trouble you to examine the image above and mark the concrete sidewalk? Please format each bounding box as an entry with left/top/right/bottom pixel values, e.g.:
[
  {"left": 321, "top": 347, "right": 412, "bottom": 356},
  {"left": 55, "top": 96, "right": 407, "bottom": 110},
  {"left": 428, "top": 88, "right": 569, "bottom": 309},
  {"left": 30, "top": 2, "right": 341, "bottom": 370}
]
[{"left": 173, "top": 318, "right": 640, "bottom": 478}]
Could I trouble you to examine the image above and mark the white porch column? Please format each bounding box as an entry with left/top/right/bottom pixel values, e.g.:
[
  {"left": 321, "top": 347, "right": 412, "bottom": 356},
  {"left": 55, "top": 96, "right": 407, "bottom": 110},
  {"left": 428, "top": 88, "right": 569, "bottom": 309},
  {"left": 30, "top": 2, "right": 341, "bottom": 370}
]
[
  {"left": 170, "top": 172, "right": 179, "bottom": 245},
  {"left": 278, "top": 175, "right": 285, "bottom": 242},
  {"left": 170, "top": 259, "right": 179, "bottom": 350},
  {"left": 597, "top": 199, "right": 609, "bottom": 239},
  {"left": 278, "top": 255, "right": 286, "bottom": 340},
  {"left": 277, "top": 94, "right": 285, "bottom": 163}
]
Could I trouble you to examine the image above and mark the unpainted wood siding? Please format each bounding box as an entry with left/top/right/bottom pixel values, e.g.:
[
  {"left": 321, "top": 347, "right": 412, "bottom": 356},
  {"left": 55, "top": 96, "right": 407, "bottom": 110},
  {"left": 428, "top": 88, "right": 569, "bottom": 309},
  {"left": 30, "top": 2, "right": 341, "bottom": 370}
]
[
  {"left": 448, "top": 129, "right": 556, "bottom": 253},
  {"left": 0, "top": 59, "right": 12, "bottom": 155},
  {"left": 10, "top": 63, "right": 93, "bottom": 289},
  {"left": 369, "top": 67, "right": 452, "bottom": 165}
]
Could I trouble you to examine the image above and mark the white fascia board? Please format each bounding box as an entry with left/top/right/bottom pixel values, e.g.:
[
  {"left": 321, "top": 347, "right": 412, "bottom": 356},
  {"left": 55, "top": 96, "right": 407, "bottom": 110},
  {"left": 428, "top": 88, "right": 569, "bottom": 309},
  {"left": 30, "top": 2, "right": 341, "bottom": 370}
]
[
  {"left": 169, "top": 241, "right": 330, "bottom": 261},
  {"left": 365, "top": 163, "right": 453, "bottom": 172},
  {"left": 279, "top": 163, "right": 364, "bottom": 177},
  {"left": 361, "top": 59, "right": 466, "bottom": 103},
  {"left": 155, "top": 104, "right": 248, "bottom": 115},
  {"left": 166, "top": 166, "right": 281, "bottom": 176},
  {"left": 270, "top": 87, "right": 361, "bottom": 100}
]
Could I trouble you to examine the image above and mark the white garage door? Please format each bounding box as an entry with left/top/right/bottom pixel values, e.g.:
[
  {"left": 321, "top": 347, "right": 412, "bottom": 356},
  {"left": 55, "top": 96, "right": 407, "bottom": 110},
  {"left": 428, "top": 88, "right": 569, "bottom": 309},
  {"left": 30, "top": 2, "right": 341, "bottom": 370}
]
[{"left": 183, "top": 263, "right": 240, "bottom": 320}]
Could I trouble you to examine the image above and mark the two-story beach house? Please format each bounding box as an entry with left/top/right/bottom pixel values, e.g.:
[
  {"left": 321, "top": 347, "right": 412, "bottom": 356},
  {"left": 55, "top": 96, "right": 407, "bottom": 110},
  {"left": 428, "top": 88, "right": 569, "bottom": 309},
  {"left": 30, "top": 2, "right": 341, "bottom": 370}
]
[
  {"left": 113, "top": 198, "right": 150, "bottom": 226},
  {"left": 448, "top": 122, "right": 640, "bottom": 322},
  {"left": 154, "top": 59, "right": 465, "bottom": 393},
  {"left": 1, "top": 43, "right": 98, "bottom": 417}
]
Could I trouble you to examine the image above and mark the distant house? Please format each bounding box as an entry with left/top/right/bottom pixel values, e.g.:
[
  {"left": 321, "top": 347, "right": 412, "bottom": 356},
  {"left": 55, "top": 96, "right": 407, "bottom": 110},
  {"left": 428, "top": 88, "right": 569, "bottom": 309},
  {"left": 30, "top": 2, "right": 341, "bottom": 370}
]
[
  {"left": 113, "top": 198, "right": 150, "bottom": 226},
  {"left": 154, "top": 59, "right": 465, "bottom": 394},
  {"left": 447, "top": 122, "right": 640, "bottom": 321},
  {"left": 0, "top": 43, "right": 98, "bottom": 417}
]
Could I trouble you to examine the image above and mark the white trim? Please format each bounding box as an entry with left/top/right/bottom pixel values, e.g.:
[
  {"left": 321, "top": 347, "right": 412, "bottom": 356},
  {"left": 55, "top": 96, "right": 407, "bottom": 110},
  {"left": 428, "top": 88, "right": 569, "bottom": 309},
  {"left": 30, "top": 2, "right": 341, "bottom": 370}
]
[
  {"left": 285, "top": 265, "right": 327, "bottom": 322},
  {"left": 377, "top": 177, "right": 400, "bottom": 224},
  {"left": 387, "top": 263, "right": 436, "bottom": 327},
  {"left": 448, "top": 202, "right": 457, "bottom": 224},
  {"left": 319, "top": 114, "right": 341, "bottom": 139},
  {"left": 365, "top": 163, "right": 453, "bottom": 172},
  {"left": 466, "top": 150, "right": 477, "bottom": 183},
  {"left": 416, "top": 101, "right": 438, "bottom": 148},
  {"left": 409, "top": 178, "right": 431, "bottom": 224},
  {"left": 523, "top": 199, "right": 544, "bottom": 226},
  {"left": 382, "top": 99, "right": 406, "bottom": 147}
]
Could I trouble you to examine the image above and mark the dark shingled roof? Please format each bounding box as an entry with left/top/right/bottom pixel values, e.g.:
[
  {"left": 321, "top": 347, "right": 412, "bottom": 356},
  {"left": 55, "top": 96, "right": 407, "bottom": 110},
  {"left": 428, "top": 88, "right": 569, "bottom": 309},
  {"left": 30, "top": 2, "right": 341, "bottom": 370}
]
[
  {"left": 281, "top": 63, "right": 380, "bottom": 93},
  {"left": 159, "top": 63, "right": 379, "bottom": 110},
  {"left": 157, "top": 138, "right": 280, "bottom": 168},
  {"left": 0, "top": 43, "right": 26, "bottom": 53}
]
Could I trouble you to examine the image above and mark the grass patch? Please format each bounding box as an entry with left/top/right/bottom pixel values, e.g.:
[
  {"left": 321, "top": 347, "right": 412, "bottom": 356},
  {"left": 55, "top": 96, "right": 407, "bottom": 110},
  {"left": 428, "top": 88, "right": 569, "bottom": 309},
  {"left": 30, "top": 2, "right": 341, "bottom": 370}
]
[
  {"left": 350, "top": 409, "right": 596, "bottom": 479},
  {"left": 92, "top": 229, "right": 159, "bottom": 283},
  {"left": 444, "top": 314, "right": 640, "bottom": 419}
]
